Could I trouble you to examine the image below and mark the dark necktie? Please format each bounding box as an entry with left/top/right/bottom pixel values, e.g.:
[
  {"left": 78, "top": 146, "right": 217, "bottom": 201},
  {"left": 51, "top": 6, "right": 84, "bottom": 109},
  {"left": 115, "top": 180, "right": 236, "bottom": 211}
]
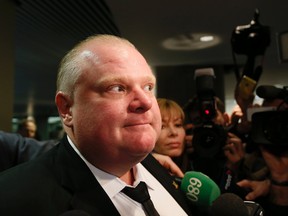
[{"left": 122, "top": 181, "right": 160, "bottom": 216}]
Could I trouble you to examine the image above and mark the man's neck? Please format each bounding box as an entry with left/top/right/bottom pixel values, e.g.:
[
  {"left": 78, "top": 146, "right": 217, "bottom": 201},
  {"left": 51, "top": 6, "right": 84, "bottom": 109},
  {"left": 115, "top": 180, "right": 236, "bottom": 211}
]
[{"left": 120, "top": 168, "right": 135, "bottom": 185}]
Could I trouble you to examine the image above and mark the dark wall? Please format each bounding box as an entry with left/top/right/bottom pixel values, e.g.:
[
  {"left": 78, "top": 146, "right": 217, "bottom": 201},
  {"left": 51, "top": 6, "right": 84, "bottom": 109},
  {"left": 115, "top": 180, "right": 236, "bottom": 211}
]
[{"left": 156, "top": 65, "right": 229, "bottom": 108}]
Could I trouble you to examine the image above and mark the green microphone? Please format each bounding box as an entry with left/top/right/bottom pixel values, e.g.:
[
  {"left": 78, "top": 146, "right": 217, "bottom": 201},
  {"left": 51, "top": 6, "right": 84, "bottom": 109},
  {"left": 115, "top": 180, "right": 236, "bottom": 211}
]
[{"left": 180, "top": 171, "right": 221, "bottom": 206}]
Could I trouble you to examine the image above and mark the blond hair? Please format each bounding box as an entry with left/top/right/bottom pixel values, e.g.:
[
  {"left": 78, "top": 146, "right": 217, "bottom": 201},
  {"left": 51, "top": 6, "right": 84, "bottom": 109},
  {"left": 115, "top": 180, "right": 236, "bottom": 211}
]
[{"left": 157, "top": 98, "right": 185, "bottom": 121}]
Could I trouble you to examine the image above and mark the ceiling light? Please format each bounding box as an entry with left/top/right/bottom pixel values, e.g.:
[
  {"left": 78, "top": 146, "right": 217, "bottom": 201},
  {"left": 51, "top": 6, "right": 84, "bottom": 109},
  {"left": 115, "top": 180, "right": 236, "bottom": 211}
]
[
  {"left": 200, "top": 35, "right": 214, "bottom": 42},
  {"left": 162, "top": 33, "right": 221, "bottom": 51}
]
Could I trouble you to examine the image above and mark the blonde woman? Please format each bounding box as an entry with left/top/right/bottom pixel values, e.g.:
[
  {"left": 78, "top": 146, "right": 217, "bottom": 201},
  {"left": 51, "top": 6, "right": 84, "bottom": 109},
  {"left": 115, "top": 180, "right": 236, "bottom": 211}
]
[{"left": 153, "top": 98, "right": 192, "bottom": 174}]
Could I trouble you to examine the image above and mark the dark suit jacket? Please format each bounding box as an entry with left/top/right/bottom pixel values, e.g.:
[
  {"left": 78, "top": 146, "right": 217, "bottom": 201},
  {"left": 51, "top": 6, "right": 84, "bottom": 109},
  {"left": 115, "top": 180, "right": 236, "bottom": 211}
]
[{"left": 0, "top": 136, "right": 193, "bottom": 215}]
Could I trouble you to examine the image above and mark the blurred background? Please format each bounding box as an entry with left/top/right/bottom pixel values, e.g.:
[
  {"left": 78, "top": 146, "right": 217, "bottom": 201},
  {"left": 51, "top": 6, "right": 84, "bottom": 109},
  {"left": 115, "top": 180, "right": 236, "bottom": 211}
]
[{"left": 1, "top": 0, "right": 288, "bottom": 139}]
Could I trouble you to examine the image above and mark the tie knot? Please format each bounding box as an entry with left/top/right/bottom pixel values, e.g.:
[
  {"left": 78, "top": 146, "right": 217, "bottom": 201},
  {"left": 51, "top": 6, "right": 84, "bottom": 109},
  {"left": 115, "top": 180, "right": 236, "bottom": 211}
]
[
  {"left": 121, "top": 181, "right": 160, "bottom": 216},
  {"left": 122, "top": 181, "right": 150, "bottom": 203}
]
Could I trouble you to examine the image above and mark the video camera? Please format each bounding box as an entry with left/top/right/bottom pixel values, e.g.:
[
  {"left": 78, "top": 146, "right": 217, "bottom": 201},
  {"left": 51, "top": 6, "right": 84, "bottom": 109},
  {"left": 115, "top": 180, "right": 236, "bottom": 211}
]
[
  {"left": 250, "top": 85, "right": 288, "bottom": 152},
  {"left": 184, "top": 68, "right": 228, "bottom": 159}
]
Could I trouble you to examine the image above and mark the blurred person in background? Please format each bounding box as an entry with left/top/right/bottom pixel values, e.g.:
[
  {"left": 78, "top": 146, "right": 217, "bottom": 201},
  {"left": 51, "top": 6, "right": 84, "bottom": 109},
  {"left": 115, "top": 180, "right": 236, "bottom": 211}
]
[
  {"left": 0, "top": 130, "right": 58, "bottom": 172},
  {"left": 17, "top": 118, "right": 39, "bottom": 139},
  {"left": 237, "top": 85, "right": 288, "bottom": 216},
  {"left": 152, "top": 98, "right": 192, "bottom": 175},
  {"left": 183, "top": 95, "right": 249, "bottom": 198},
  {"left": 184, "top": 96, "right": 245, "bottom": 174}
]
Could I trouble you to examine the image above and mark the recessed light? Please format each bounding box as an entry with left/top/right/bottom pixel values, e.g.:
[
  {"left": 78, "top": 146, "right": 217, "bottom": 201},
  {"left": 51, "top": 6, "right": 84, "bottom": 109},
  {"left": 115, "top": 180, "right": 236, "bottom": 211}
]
[
  {"left": 200, "top": 35, "right": 214, "bottom": 42},
  {"left": 162, "top": 33, "right": 221, "bottom": 51}
]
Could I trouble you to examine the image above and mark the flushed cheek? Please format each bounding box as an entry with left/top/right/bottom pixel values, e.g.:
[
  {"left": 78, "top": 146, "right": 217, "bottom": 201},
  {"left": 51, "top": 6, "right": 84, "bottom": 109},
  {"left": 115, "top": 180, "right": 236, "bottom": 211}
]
[
  {"left": 152, "top": 110, "right": 162, "bottom": 137},
  {"left": 74, "top": 102, "right": 119, "bottom": 131}
]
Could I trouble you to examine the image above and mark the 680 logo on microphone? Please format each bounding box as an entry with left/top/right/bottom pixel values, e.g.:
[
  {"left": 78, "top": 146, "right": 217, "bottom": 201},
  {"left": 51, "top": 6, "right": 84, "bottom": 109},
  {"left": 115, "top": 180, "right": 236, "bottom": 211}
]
[
  {"left": 186, "top": 177, "right": 202, "bottom": 202},
  {"left": 180, "top": 171, "right": 221, "bottom": 206}
]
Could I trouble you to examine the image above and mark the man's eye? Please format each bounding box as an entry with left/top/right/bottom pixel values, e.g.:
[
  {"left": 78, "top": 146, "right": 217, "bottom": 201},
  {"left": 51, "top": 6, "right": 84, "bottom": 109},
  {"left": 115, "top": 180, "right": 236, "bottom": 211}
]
[
  {"left": 144, "top": 84, "right": 153, "bottom": 92},
  {"left": 110, "top": 85, "right": 125, "bottom": 92}
]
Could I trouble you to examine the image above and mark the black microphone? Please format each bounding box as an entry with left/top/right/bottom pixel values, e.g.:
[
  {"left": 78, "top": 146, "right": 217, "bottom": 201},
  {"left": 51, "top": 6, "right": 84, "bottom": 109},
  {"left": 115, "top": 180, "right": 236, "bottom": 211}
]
[
  {"left": 244, "top": 200, "right": 265, "bottom": 216},
  {"left": 211, "top": 193, "right": 264, "bottom": 216},
  {"left": 256, "top": 85, "right": 287, "bottom": 100},
  {"left": 211, "top": 193, "right": 248, "bottom": 216},
  {"left": 219, "top": 167, "right": 249, "bottom": 200},
  {"left": 59, "top": 210, "right": 90, "bottom": 216}
]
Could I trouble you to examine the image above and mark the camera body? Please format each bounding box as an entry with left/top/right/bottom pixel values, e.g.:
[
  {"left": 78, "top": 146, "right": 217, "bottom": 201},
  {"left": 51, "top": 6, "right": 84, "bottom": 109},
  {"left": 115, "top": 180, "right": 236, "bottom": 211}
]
[
  {"left": 186, "top": 68, "right": 228, "bottom": 159},
  {"left": 192, "top": 123, "right": 227, "bottom": 159},
  {"left": 251, "top": 111, "right": 288, "bottom": 147},
  {"left": 250, "top": 85, "right": 288, "bottom": 154},
  {"left": 231, "top": 9, "right": 270, "bottom": 56}
]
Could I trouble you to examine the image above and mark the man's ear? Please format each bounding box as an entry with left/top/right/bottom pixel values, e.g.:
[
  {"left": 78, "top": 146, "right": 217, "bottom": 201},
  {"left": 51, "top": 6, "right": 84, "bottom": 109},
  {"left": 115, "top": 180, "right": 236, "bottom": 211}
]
[{"left": 55, "top": 92, "right": 73, "bottom": 126}]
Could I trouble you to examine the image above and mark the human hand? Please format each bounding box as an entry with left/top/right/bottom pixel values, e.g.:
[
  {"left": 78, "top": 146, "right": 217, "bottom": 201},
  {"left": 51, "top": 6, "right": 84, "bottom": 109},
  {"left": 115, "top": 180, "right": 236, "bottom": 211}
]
[
  {"left": 151, "top": 152, "right": 184, "bottom": 178},
  {"left": 223, "top": 132, "right": 245, "bottom": 170},
  {"left": 237, "top": 179, "right": 270, "bottom": 200},
  {"left": 238, "top": 148, "right": 288, "bottom": 206},
  {"left": 260, "top": 146, "right": 288, "bottom": 183},
  {"left": 233, "top": 88, "right": 261, "bottom": 134},
  {"left": 230, "top": 105, "right": 243, "bottom": 126},
  {"left": 234, "top": 85, "right": 255, "bottom": 113}
]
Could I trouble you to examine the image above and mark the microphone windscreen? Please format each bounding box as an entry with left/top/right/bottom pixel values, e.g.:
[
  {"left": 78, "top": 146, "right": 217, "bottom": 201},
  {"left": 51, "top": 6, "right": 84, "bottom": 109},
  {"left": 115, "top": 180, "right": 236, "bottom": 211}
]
[
  {"left": 244, "top": 201, "right": 265, "bottom": 216},
  {"left": 211, "top": 193, "right": 248, "bottom": 216},
  {"left": 180, "top": 171, "right": 221, "bottom": 206},
  {"left": 256, "top": 85, "right": 282, "bottom": 99}
]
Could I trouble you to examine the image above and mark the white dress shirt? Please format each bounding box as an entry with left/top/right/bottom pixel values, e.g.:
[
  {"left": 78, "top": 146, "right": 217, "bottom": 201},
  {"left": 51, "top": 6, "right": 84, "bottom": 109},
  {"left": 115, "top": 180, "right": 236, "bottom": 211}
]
[{"left": 67, "top": 136, "right": 188, "bottom": 216}]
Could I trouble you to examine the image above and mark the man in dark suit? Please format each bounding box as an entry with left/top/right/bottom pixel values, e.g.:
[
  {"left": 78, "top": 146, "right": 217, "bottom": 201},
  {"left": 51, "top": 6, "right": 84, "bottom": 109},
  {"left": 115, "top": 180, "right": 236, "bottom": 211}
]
[{"left": 0, "top": 35, "right": 194, "bottom": 215}]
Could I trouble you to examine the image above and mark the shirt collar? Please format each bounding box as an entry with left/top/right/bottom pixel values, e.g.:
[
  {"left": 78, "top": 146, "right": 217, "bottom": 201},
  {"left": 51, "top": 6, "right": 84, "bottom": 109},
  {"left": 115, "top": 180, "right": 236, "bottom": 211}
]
[{"left": 66, "top": 135, "right": 156, "bottom": 198}]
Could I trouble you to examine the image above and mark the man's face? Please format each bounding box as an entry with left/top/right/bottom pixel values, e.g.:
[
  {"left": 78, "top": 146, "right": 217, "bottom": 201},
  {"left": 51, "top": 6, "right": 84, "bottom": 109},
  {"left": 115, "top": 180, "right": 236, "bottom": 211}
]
[
  {"left": 68, "top": 41, "right": 162, "bottom": 172},
  {"left": 25, "top": 122, "right": 37, "bottom": 138},
  {"left": 20, "top": 121, "right": 37, "bottom": 138}
]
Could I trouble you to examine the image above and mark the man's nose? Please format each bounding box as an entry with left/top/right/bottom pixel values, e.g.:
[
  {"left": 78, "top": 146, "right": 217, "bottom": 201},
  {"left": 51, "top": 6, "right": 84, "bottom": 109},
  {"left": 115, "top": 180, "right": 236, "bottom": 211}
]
[{"left": 128, "top": 89, "right": 153, "bottom": 113}]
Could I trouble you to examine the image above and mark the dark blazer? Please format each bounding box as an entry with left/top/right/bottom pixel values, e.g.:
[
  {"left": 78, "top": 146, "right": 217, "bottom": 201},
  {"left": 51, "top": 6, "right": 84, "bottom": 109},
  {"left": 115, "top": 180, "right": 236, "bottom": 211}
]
[{"left": 0, "top": 136, "right": 193, "bottom": 216}]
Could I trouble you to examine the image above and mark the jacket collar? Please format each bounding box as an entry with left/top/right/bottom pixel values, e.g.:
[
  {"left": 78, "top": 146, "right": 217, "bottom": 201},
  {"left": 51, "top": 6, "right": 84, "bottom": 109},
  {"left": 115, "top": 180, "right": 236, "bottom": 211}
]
[{"left": 55, "top": 136, "right": 120, "bottom": 215}]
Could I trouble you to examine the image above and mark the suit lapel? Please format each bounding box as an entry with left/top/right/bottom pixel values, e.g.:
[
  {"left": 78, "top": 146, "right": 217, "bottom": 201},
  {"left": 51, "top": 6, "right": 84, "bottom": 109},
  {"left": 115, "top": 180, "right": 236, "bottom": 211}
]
[
  {"left": 141, "top": 154, "right": 192, "bottom": 215},
  {"left": 55, "top": 137, "right": 191, "bottom": 215},
  {"left": 55, "top": 137, "right": 121, "bottom": 216}
]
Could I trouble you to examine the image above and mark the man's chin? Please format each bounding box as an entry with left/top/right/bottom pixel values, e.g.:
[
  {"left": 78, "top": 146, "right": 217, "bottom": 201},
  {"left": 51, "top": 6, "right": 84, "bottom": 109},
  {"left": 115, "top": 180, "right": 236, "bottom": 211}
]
[
  {"left": 128, "top": 122, "right": 160, "bottom": 133},
  {"left": 129, "top": 143, "right": 155, "bottom": 157}
]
